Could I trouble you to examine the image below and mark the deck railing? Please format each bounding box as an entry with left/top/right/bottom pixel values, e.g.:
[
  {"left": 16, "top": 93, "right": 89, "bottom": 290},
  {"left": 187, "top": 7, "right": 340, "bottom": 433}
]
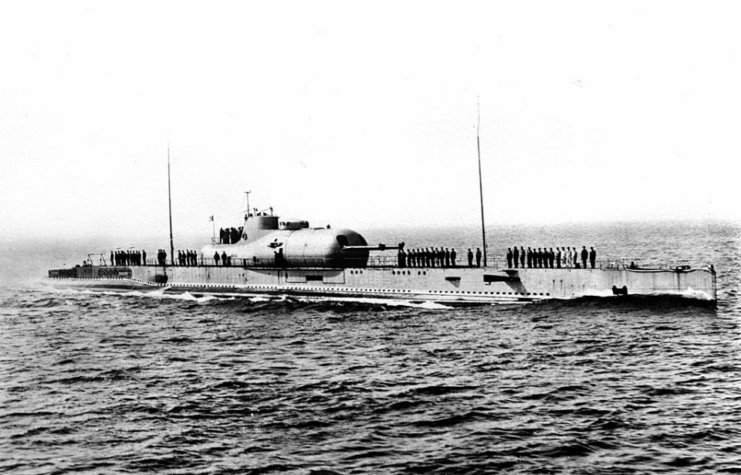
[{"left": 114, "top": 256, "right": 704, "bottom": 271}]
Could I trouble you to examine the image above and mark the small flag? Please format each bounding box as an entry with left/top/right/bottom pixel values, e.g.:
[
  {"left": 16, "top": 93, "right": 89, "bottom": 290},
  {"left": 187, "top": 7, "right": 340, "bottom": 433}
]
[{"left": 209, "top": 215, "right": 214, "bottom": 222}]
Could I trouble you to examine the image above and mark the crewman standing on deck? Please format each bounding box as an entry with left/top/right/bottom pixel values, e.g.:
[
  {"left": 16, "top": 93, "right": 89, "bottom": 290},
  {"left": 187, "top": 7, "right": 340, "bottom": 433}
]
[
  {"left": 589, "top": 247, "right": 596, "bottom": 269},
  {"left": 467, "top": 249, "right": 474, "bottom": 267},
  {"left": 581, "top": 246, "right": 588, "bottom": 269},
  {"left": 506, "top": 248, "right": 513, "bottom": 268},
  {"left": 513, "top": 246, "right": 519, "bottom": 268},
  {"left": 520, "top": 247, "right": 525, "bottom": 268},
  {"left": 476, "top": 248, "right": 482, "bottom": 267}
]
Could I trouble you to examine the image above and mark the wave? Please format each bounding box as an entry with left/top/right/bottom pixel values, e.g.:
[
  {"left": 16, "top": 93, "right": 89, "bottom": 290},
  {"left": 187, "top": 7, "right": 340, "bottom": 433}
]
[
  {"left": 284, "top": 295, "right": 452, "bottom": 310},
  {"left": 578, "top": 287, "right": 714, "bottom": 301},
  {"left": 46, "top": 287, "right": 235, "bottom": 305},
  {"left": 536, "top": 294, "right": 718, "bottom": 310},
  {"left": 39, "top": 286, "right": 455, "bottom": 311}
]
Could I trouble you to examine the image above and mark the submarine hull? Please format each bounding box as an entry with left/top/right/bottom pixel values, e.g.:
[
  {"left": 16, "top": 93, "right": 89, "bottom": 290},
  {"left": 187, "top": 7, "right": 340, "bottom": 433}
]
[{"left": 45, "top": 265, "right": 717, "bottom": 305}]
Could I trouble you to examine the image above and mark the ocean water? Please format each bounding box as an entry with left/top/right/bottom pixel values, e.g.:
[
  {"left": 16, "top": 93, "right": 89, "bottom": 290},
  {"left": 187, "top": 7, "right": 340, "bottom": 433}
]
[{"left": 1, "top": 220, "right": 740, "bottom": 474}]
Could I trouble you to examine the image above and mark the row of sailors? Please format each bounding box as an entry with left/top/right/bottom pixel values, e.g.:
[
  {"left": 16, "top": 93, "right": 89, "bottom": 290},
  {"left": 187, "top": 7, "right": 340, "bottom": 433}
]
[
  {"left": 111, "top": 250, "right": 146, "bottom": 266},
  {"left": 397, "top": 247, "right": 484, "bottom": 268},
  {"left": 156, "top": 249, "right": 168, "bottom": 266},
  {"left": 506, "top": 246, "right": 597, "bottom": 269},
  {"left": 177, "top": 250, "right": 199, "bottom": 266},
  {"left": 219, "top": 227, "right": 244, "bottom": 245},
  {"left": 111, "top": 249, "right": 230, "bottom": 266},
  {"left": 111, "top": 249, "right": 201, "bottom": 266},
  {"left": 213, "top": 251, "right": 232, "bottom": 266}
]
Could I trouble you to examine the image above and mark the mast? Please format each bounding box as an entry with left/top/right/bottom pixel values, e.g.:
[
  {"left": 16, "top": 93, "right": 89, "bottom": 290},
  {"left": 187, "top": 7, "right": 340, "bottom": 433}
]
[
  {"left": 477, "top": 103, "right": 488, "bottom": 268},
  {"left": 167, "top": 143, "right": 175, "bottom": 266}
]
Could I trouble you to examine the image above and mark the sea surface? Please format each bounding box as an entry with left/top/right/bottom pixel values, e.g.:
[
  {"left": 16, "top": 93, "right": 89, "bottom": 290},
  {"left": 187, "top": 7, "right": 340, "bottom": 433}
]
[{"left": 1, "top": 221, "right": 740, "bottom": 474}]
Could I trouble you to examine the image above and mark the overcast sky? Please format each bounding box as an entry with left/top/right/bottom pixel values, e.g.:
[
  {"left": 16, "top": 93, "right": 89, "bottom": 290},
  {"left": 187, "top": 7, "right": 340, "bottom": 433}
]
[{"left": 1, "top": 1, "right": 739, "bottom": 247}]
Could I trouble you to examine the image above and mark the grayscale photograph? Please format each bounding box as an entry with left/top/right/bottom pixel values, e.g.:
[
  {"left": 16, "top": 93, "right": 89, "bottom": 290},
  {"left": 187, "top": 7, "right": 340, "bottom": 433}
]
[{"left": 1, "top": 1, "right": 739, "bottom": 473}]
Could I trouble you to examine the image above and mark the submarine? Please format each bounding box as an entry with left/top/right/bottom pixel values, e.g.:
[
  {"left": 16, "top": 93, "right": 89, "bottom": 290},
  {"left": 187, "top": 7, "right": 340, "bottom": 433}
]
[
  {"left": 46, "top": 204, "right": 718, "bottom": 306},
  {"left": 45, "top": 124, "right": 717, "bottom": 305}
]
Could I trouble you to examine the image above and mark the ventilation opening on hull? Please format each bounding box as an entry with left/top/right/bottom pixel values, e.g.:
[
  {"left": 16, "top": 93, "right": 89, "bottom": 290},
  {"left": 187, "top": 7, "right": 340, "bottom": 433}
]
[{"left": 483, "top": 274, "right": 521, "bottom": 284}]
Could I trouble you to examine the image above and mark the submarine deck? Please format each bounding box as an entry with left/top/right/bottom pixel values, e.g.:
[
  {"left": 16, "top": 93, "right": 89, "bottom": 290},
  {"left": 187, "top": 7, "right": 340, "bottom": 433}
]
[{"left": 47, "top": 259, "right": 717, "bottom": 305}]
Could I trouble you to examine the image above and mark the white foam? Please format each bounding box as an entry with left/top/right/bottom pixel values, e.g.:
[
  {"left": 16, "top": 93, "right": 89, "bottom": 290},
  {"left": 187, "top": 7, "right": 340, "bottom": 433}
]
[
  {"left": 249, "top": 296, "right": 271, "bottom": 303},
  {"left": 654, "top": 287, "right": 714, "bottom": 301},
  {"left": 578, "top": 289, "right": 616, "bottom": 298},
  {"left": 156, "top": 291, "right": 231, "bottom": 304},
  {"left": 286, "top": 294, "right": 453, "bottom": 309},
  {"left": 50, "top": 286, "right": 467, "bottom": 309},
  {"left": 51, "top": 286, "right": 229, "bottom": 304},
  {"left": 579, "top": 287, "right": 714, "bottom": 300}
]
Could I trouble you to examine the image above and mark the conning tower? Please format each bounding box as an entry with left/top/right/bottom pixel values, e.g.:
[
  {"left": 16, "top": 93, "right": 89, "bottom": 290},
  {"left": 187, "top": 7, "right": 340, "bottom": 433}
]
[
  {"left": 201, "top": 207, "right": 370, "bottom": 268},
  {"left": 241, "top": 212, "right": 279, "bottom": 243}
]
